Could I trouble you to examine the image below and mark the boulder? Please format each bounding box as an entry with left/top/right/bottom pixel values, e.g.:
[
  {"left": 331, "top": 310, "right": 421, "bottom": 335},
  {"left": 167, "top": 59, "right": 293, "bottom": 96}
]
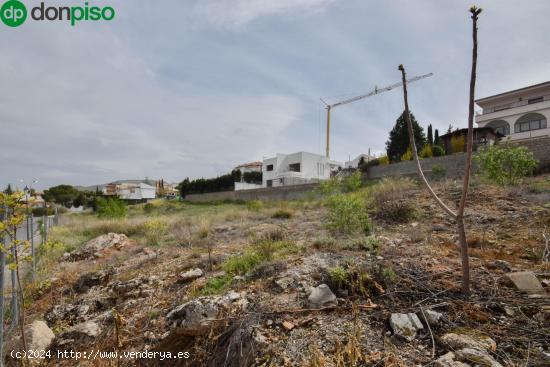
[
  {"left": 434, "top": 352, "right": 470, "bottom": 367},
  {"left": 6, "top": 320, "right": 55, "bottom": 353},
  {"left": 506, "top": 271, "right": 545, "bottom": 295},
  {"left": 74, "top": 269, "right": 115, "bottom": 293},
  {"left": 389, "top": 313, "right": 424, "bottom": 341},
  {"left": 166, "top": 291, "right": 248, "bottom": 334},
  {"left": 64, "top": 233, "right": 133, "bottom": 261},
  {"left": 275, "top": 277, "right": 295, "bottom": 290},
  {"left": 455, "top": 348, "right": 503, "bottom": 367},
  {"left": 55, "top": 321, "right": 102, "bottom": 347},
  {"left": 440, "top": 332, "right": 496, "bottom": 352},
  {"left": 179, "top": 268, "right": 204, "bottom": 283},
  {"left": 308, "top": 284, "right": 337, "bottom": 309}
]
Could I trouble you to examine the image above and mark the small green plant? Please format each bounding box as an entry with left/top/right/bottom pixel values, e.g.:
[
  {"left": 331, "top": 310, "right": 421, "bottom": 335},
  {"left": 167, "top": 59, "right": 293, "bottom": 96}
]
[
  {"left": 342, "top": 171, "right": 362, "bottom": 193},
  {"left": 431, "top": 164, "right": 446, "bottom": 180},
  {"left": 326, "top": 194, "right": 371, "bottom": 235},
  {"left": 200, "top": 275, "right": 232, "bottom": 295},
  {"left": 222, "top": 251, "right": 263, "bottom": 275},
  {"left": 144, "top": 219, "right": 168, "bottom": 246},
  {"left": 432, "top": 145, "right": 445, "bottom": 157},
  {"left": 312, "top": 237, "right": 338, "bottom": 251},
  {"left": 246, "top": 200, "right": 263, "bottom": 212},
  {"left": 328, "top": 267, "right": 348, "bottom": 289},
  {"left": 96, "top": 197, "right": 127, "bottom": 218},
  {"left": 475, "top": 145, "right": 538, "bottom": 185},
  {"left": 400, "top": 147, "right": 413, "bottom": 161}
]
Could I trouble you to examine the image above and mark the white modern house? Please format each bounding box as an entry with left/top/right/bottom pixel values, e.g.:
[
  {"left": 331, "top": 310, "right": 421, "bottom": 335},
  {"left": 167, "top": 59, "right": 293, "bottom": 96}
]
[
  {"left": 115, "top": 182, "right": 156, "bottom": 201},
  {"left": 475, "top": 81, "right": 550, "bottom": 141},
  {"left": 344, "top": 153, "right": 376, "bottom": 169},
  {"left": 262, "top": 152, "right": 343, "bottom": 188}
]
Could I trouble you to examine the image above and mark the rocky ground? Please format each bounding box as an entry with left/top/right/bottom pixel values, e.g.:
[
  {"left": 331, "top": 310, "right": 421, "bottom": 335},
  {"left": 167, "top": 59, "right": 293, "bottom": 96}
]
[{"left": 6, "top": 176, "right": 550, "bottom": 366}]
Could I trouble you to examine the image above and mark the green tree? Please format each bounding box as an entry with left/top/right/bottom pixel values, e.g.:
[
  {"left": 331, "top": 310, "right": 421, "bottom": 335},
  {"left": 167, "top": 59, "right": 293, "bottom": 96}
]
[
  {"left": 4, "top": 184, "right": 13, "bottom": 194},
  {"left": 386, "top": 111, "right": 426, "bottom": 162},
  {"left": 434, "top": 129, "right": 441, "bottom": 145},
  {"left": 42, "top": 184, "right": 80, "bottom": 208},
  {"left": 427, "top": 124, "right": 434, "bottom": 145},
  {"left": 96, "top": 197, "right": 127, "bottom": 218},
  {"left": 475, "top": 145, "right": 538, "bottom": 185}
]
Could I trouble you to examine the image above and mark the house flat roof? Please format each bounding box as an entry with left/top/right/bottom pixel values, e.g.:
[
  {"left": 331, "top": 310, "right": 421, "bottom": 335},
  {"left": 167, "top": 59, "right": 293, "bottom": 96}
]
[{"left": 475, "top": 81, "right": 550, "bottom": 104}]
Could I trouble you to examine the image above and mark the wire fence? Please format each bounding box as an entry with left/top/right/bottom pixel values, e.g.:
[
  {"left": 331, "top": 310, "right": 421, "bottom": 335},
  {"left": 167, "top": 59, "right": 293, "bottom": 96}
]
[{"left": 0, "top": 204, "right": 59, "bottom": 366}]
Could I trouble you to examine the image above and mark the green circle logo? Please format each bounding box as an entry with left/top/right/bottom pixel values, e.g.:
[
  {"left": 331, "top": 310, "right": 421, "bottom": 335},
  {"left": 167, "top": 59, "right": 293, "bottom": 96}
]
[{"left": 1, "top": 0, "right": 27, "bottom": 27}]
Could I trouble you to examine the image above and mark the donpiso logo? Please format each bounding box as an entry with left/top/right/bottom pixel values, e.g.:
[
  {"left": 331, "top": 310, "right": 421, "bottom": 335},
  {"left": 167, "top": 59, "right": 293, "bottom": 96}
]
[
  {"left": 1, "top": 0, "right": 27, "bottom": 27},
  {"left": 1, "top": 0, "right": 114, "bottom": 27}
]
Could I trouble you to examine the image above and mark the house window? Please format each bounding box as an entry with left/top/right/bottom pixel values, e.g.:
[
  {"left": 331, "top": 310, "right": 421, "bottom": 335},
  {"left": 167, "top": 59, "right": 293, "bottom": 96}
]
[
  {"left": 266, "top": 164, "right": 274, "bottom": 171},
  {"left": 528, "top": 96, "right": 543, "bottom": 105},
  {"left": 514, "top": 113, "right": 547, "bottom": 133},
  {"left": 487, "top": 120, "right": 510, "bottom": 136},
  {"left": 289, "top": 163, "right": 300, "bottom": 172},
  {"left": 266, "top": 180, "right": 273, "bottom": 187},
  {"left": 279, "top": 178, "right": 284, "bottom": 184}
]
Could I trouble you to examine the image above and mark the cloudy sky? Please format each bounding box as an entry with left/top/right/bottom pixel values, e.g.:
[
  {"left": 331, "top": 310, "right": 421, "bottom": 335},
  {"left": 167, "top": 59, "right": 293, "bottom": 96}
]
[{"left": 1, "top": 0, "right": 549, "bottom": 189}]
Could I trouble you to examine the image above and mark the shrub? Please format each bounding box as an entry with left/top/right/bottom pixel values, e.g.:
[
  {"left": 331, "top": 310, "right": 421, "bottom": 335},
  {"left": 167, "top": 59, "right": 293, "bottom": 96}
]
[
  {"left": 312, "top": 237, "right": 338, "bottom": 251},
  {"left": 319, "top": 178, "right": 341, "bottom": 195},
  {"left": 400, "top": 147, "right": 413, "bottom": 161},
  {"left": 326, "top": 194, "right": 371, "bottom": 235},
  {"left": 371, "top": 177, "right": 416, "bottom": 223},
  {"left": 246, "top": 200, "right": 263, "bottom": 212},
  {"left": 475, "top": 145, "right": 538, "bottom": 185},
  {"left": 143, "top": 203, "right": 155, "bottom": 214},
  {"left": 272, "top": 208, "right": 293, "bottom": 219},
  {"left": 431, "top": 164, "right": 446, "bottom": 180},
  {"left": 432, "top": 145, "right": 445, "bottom": 157},
  {"left": 419, "top": 145, "right": 433, "bottom": 158},
  {"left": 200, "top": 275, "right": 232, "bottom": 295},
  {"left": 144, "top": 219, "right": 168, "bottom": 246},
  {"left": 243, "top": 171, "right": 262, "bottom": 184},
  {"left": 96, "top": 197, "right": 126, "bottom": 218},
  {"left": 379, "top": 155, "right": 390, "bottom": 165},
  {"left": 342, "top": 171, "right": 362, "bottom": 192},
  {"left": 223, "top": 251, "right": 263, "bottom": 275},
  {"left": 451, "top": 135, "right": 465, "bottom": 153},
  {"left": 345, "top": 235, "right": 381, "bottom": 252}
]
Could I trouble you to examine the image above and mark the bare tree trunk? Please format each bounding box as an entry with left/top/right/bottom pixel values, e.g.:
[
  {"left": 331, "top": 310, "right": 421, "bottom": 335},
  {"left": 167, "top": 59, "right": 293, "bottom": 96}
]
[
  {"left": 397, "top": 6, "right": 482, "bottom": 297},
  {"left": 12, "top": 226, "right": 28, "bottom": 358}
]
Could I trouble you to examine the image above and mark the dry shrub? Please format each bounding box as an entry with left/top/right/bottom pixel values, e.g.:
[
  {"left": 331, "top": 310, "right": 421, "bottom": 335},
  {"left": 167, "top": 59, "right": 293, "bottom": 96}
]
[{"left": 371, "top": 177, "right": 416, "bottom": 223}]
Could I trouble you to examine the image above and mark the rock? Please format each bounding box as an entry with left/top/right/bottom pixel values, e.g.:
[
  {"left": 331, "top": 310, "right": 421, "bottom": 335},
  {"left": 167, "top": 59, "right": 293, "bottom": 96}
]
[
  {"left": 421, "top": 309, "right": 443, "bottom": 326},
  {"left": 57, "top": 321, "right": 101, "bottom": 345},
  {"left": 64, "top": 233, "right": 133, "bottom": 261},
  {"left": 275, "top": 277, "right": 295, "bottom": 290},
  {"left": 389, "top": 313, "right": 424, "bottom": 341},
  {"left": 7, "top": 320, "right": 55, "bottom": 353},
  {"left": 166, "top": 291, "right": 248, "bottom": 334},
  {"left": 308, "top": 284, "right": 337, "bottom": 308},
  {"left": 111, "top": 276, "right": 153, "bottom": 299},
  {"left": 434, "top": 352, "right": 470, "bottom": 367},
  {"left": 74, "top": 269, "right": 115, "bottom": 293},
  {"left": 506, "top": 271, "right": 545, "bottom": 295},
  {"left": 179, "top": 268, "right": 203, "bottom": 283},
  {"left": 486, "top": 260, "right": 511, "bottom": 273},
  {"left": 440, "top": 332, "right": 496, "bottom": 352},
  {"left": 455, "top": 348, "right": 503, "bottom": 367},
  {"left": 282, "top": 321, "right": 295, "bottom": 331}
]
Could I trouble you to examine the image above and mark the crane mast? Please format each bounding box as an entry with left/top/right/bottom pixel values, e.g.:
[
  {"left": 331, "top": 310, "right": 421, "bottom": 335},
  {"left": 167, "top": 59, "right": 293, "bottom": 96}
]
[{"left": 320, "top": 72, "right": 433, "bottom": 158}]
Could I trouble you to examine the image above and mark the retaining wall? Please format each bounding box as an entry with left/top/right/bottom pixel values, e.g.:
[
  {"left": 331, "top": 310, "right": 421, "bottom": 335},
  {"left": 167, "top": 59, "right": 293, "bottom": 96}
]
[{"left": 185, "top": 183, "right": 320, "bottom": 203}]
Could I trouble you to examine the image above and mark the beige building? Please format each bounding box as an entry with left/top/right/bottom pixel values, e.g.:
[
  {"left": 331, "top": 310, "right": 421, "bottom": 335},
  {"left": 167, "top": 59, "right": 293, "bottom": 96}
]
[{"left": 475, "top": 81, "right": 550, "bottom": 141}]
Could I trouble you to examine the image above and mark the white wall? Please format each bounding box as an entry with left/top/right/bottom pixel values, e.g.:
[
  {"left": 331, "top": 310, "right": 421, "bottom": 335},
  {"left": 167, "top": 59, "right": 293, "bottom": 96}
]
[{"left": 262, "top": 152, "right": 341, "bottom": 187}]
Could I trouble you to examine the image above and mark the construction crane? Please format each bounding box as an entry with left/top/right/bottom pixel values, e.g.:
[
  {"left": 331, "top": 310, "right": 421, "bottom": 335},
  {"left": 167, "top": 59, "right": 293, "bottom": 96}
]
[{"left": 320, "top": 72, "right": 433, "bottom": 158}]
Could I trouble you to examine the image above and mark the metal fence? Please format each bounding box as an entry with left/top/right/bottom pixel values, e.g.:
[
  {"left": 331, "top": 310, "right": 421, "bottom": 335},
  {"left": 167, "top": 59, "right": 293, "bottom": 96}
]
[{"left": 0, "top": 205, "right": 59, "bottom": 365}]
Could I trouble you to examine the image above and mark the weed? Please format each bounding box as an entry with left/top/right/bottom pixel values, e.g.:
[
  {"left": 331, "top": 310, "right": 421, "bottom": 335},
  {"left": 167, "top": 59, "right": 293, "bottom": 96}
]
[
  {"left": 144, "top": 219, "right": 168, "bottom": 246},
  {"left": 223, "top": 251, "right": 263, "bottom": 275},
  {"left": 371, "top": 177, "right": 416, "bottom": 223},
  {"left": 246, "top": 200, "right": 264, "bottom": 212},
  {"left": 312, "top": 237, "right": 338, "bottom": 251},
  {"left": 200, "top": 275, "right": 232, "bottom": 295},
  {"left": 326, "top": 194, "right": 371, "bottom": 235},
  {"left": 272, "top": 208, "right": 294, "bottom": 219},
  {"left": 196, "top": 218, "right": 211, "bottom": 239},
  {"left": 344, "top": 235, "right": 380, "bottom": 252}
]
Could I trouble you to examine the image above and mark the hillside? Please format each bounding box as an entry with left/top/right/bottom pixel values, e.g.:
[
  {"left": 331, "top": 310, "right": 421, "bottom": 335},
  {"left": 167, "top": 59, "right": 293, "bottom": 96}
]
[{"left": 10, "top": 175, "right": 550, "bottom": 366}]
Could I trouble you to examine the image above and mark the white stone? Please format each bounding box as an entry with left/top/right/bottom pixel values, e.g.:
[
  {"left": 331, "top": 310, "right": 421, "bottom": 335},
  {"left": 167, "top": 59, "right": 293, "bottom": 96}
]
[
  {"left": 308, "top": 284, "right": 337, "bottom": 308},
  {"left": 390, "top": 313, "right": 424, "bottom": 341}
]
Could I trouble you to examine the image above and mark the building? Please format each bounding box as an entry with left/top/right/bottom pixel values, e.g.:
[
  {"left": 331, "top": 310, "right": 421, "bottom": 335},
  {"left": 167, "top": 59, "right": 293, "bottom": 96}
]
[
  {"left": 262, "top": 152, "right": 343, "bottom": 188},
  {"left": 233, "top": 161, "right": 263, "bottom": 191},
  {"left": 102, "top": 182, "right": 156, "bottom": 201},
  {"left": 344, "top": 153, "right": 376, "bottom": 169},
  {"left": 475, "top": 81, "right": 550, "bottom": 141},
  {"left": 439, "top": 127, "right": 503, "bottom": 154}
]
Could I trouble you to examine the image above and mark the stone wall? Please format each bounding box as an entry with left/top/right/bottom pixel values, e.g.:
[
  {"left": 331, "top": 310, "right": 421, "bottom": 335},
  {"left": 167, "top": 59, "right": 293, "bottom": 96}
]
[{"left": 185, "top": 183, "right": 320, "bottom": 203}]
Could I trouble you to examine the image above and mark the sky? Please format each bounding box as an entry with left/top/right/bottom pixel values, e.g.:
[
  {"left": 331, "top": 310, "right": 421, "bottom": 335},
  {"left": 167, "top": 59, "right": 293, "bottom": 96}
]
[{"left": 1, "top": 0, "right": 550, "bottom": 189}]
